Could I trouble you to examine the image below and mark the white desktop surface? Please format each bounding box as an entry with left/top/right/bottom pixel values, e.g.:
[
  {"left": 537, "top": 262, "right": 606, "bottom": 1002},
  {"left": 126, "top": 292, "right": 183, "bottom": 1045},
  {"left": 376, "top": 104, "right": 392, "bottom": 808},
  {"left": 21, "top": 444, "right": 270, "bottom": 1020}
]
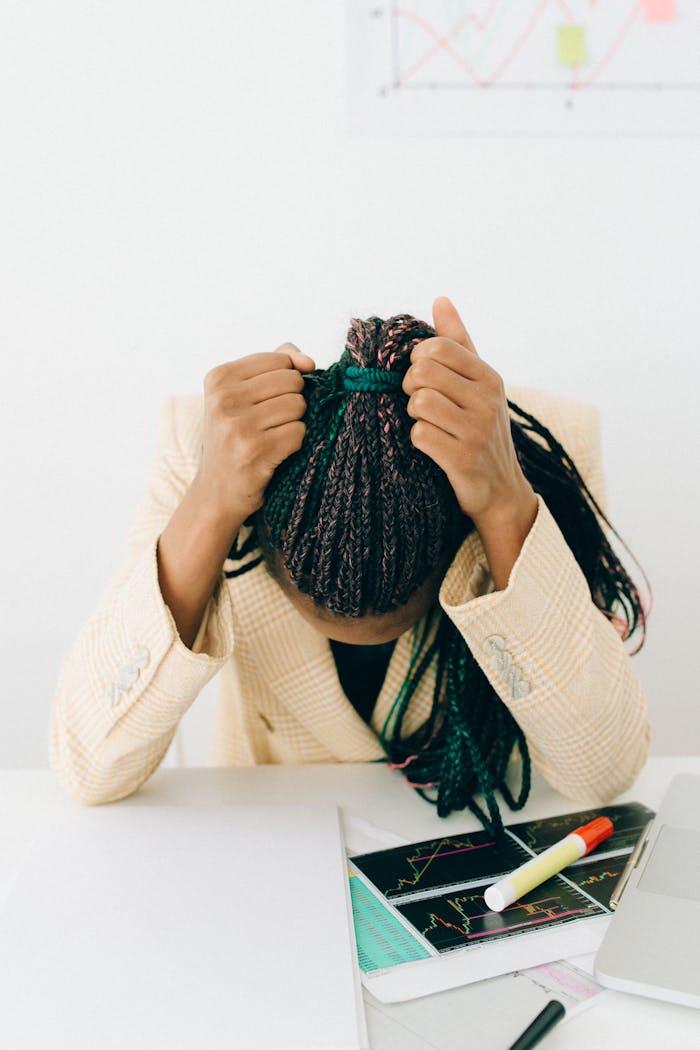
[{"left": 2, "top": 757, "right": 699, "bottom": 1049}]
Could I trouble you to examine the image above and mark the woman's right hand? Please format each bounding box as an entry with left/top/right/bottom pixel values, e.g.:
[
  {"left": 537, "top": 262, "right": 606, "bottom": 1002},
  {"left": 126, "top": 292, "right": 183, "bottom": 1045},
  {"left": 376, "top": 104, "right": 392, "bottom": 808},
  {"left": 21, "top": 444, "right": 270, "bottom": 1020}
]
[{"left": 195, "top": 344, "right": 316, "bottom": 524}]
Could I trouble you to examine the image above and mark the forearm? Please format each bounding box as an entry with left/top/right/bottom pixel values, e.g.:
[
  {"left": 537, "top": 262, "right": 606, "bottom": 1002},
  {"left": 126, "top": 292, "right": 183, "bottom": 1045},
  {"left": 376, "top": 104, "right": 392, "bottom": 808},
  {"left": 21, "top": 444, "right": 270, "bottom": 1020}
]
[
  {"left": 50, "top": 397, "right": 244, "bottom": 805},
  {"left": 51, "top": 515, "right": 239, "bottom": 805},
  {"left": 441, "top": 496, "right": 651, "bottom": 802},
  {"left": 473, "top": 479, "right": 539, "bottom": 591},
  {"left": 156, "top": 473, "right": 245, "bottom": 650}
]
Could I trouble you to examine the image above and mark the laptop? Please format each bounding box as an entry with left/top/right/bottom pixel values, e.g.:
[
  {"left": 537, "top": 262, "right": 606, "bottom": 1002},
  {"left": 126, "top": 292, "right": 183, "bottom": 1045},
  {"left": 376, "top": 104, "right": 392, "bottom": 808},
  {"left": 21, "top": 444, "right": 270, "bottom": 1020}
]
[{"left": 594, "top": 772, "right": 700, "bottom": 1009}]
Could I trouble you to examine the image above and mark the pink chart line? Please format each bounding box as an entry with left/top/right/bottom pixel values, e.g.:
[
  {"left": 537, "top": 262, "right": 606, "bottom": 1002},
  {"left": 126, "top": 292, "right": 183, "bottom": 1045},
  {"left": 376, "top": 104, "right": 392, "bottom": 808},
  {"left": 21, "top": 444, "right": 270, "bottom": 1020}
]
[
  {"left": 407, "top": 842, "right": 495, "bottom": 862},
  {"left": 463, "top": 908, "right": 590, "bottom": 940}
]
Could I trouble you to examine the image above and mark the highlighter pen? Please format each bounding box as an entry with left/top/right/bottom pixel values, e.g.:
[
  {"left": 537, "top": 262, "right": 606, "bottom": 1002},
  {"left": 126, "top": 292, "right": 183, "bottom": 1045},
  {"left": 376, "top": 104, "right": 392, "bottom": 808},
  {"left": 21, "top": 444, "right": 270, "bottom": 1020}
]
[{"left": 484, "top": 816, "right": 614, "bottom": 912}]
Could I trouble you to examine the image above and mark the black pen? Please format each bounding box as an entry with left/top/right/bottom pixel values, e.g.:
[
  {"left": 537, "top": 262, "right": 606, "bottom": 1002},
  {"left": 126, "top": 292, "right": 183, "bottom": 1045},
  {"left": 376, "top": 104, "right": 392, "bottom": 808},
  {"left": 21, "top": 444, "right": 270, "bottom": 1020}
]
[{"left": 507, "top": 1000, "right": 565, "bottom": 1050}]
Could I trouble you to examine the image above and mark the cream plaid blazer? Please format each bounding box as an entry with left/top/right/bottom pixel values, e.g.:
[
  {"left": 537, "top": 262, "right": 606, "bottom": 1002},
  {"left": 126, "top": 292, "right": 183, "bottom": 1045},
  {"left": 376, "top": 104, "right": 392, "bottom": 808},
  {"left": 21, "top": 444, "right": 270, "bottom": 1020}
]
[{"left": 49, "top": 386, "right": 650, "bottom": 805}]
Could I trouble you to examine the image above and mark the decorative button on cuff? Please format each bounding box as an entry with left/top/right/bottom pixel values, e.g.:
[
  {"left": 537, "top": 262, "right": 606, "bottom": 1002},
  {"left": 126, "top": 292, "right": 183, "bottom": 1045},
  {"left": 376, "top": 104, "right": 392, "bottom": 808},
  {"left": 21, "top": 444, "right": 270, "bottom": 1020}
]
[
  {"left": 130, "top": 646, "right": 150, "bottom": 668},
  {"left": 105, "top": 646, "right": 150, "bottom": 706},
  {"left": 485, "top": 634, "right": 531, "bottom": 700},
  {"left": 115, "top": 665, "right": 140, "bottom": 691}
]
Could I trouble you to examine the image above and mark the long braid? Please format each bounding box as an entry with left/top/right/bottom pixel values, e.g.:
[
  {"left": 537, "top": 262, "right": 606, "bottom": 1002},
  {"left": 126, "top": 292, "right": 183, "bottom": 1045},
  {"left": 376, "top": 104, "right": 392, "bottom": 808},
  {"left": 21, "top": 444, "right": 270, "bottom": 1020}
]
[
  {"left": 508, "top": 401, "right": 648, "bottom": 651},
  {"left": 227, "top": 313, "right": 648, "bottom": 835}
]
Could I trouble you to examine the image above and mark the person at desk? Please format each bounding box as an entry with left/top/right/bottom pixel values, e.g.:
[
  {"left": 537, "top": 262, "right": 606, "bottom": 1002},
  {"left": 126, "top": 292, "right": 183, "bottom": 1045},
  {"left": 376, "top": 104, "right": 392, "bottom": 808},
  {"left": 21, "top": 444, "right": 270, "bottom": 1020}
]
[{"left": 49, "top": 297, "right": 651, "bottom": 833}]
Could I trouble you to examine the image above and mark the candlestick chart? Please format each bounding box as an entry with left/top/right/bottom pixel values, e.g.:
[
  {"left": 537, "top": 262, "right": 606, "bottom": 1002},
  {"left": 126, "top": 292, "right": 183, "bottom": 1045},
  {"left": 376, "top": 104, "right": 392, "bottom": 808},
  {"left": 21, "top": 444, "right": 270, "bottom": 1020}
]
[
  {"left": 509, "top": 801, "right": 655, "bottom": 855},
  {"left": 349, "top": 800, "right": 653, "bottom": 972},
  {"left": 352, "top": 830, "right": 530, "bottom": 901},
  {"left": 564, "top": 853, "right": 631, "bottom": 909},
  {"left": 396, "top": 877, "right": 603, "bottom": 953}
]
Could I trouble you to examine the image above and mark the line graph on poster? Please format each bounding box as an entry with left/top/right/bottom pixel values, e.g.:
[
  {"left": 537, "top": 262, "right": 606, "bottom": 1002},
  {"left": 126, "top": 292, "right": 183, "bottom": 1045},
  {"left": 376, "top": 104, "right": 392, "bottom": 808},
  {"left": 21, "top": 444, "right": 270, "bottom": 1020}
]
[{"left": 347, "top": 1, "right": 700, "bottom": 135}]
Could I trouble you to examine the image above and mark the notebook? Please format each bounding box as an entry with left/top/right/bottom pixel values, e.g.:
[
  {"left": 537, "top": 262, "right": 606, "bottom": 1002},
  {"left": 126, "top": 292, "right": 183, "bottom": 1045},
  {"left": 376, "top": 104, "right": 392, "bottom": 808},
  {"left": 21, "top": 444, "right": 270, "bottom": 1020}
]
[
  {"left": 595, "top": 773, "right": 700, "bottom": 1009},
  {"left": 0, "top": 802, "right": 368, "bottom": 1049}
]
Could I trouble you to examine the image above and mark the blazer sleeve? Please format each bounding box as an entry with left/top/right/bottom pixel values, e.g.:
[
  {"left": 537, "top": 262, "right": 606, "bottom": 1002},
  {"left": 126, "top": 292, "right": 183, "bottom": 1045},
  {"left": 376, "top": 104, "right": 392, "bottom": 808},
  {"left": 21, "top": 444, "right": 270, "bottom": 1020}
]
[
  {"left": 49, "top": 396, "right": 236, "bottom": 805},
  {"left": 438, "top": 401, "right": 651, "bottom": 804}
]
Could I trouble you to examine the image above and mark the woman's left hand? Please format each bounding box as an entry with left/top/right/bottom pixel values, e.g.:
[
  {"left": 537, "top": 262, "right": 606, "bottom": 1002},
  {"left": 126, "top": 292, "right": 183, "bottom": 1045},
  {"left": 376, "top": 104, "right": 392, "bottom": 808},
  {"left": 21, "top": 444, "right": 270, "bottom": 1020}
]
[{"left": 402, "top": 295, "right": 538, "bottom": 589}]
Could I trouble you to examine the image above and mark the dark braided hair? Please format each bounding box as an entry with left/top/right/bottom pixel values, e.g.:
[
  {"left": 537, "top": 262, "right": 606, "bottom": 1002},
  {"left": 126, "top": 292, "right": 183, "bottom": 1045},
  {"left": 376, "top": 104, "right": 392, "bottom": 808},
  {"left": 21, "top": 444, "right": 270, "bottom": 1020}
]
[{"left": 227, "top": 313, "right": 649, "bottom": 835}]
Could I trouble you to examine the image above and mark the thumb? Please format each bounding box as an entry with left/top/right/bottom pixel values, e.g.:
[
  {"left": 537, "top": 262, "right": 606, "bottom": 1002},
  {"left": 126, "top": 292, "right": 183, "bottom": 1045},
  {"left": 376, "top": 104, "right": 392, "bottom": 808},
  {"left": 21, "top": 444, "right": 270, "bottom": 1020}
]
[
  {"left": 274, "top": 342, "right": 316, "bottom": 373},
  {"left": 432, "top": 296, "right": 479, "bottom": 356}
]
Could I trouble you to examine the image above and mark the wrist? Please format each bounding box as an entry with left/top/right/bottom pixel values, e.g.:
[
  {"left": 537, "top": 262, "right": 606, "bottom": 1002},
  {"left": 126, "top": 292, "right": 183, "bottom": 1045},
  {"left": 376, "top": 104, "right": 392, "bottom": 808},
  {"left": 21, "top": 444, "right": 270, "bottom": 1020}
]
[
  {"left": 189, "top": 472, "right": 251, "bottom": 540},
  {"left": 472, "top": 481, "right": 539, "bottom": 592},
  {"left": 472, "top": 479, "right": 538, "bottom": 540}
]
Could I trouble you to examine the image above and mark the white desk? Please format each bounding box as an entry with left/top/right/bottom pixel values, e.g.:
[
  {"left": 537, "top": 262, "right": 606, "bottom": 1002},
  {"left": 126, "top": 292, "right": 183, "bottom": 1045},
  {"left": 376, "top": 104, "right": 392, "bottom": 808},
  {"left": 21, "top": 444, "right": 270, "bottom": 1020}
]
[{"left": 2, "top": 757, "right": 699, "bottom": 1049}]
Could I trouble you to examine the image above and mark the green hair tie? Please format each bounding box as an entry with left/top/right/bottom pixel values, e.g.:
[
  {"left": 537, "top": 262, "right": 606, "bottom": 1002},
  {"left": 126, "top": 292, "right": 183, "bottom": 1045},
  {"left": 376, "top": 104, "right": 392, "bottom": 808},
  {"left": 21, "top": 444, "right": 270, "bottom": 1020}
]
[{"left": 343, "top": 365, "right": 403, "bottom": 393}]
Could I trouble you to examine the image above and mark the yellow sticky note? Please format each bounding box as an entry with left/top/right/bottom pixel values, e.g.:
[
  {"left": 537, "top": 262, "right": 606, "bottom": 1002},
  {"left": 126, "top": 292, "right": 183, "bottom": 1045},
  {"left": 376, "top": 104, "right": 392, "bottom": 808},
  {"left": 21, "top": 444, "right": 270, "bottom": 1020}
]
[{"left": 557, "top": 25, "right": 586, "bottom": 67}]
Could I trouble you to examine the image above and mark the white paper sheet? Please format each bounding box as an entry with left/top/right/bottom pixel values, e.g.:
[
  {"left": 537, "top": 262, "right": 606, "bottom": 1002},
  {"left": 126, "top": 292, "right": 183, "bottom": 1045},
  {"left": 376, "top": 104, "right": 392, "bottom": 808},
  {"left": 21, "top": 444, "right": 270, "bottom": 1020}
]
[
  {"left": 342, "top": 813, "right": 409, "bottom": 855},
  {"left": 361, "top": 916, "right": 609, "bottom": 1003},
  {"left": 363, "top": 957, "right": 603, "bottom": 1050},
  {"left": 0, "top": 802, "right": 367, "bottom": 1050}
]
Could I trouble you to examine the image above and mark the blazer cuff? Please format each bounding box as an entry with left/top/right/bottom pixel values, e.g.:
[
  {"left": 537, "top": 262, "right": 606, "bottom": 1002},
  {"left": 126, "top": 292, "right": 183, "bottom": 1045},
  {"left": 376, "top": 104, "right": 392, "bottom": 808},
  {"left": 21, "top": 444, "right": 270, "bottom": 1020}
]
[
  {"left": 439, "top": 494, "right": 598, "bottom": 731},
  {"left": 102, "top": 536, "right": 235, "bottom": 733}
]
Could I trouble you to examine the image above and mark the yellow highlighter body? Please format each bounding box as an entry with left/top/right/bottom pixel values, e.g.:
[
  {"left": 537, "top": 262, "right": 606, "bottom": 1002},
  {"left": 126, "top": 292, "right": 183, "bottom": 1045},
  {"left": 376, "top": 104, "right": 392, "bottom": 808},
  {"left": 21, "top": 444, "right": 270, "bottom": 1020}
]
[{"left": 484, "top": 816, "right": 614, "bottom": 912}]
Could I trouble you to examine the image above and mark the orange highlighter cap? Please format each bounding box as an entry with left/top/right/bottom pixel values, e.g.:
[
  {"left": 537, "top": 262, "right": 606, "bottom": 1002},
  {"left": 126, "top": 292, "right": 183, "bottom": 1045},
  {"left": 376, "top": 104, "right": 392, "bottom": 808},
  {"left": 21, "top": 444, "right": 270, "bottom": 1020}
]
[{"left": 573, "top": 816, "right": 614, "bottom": 854}]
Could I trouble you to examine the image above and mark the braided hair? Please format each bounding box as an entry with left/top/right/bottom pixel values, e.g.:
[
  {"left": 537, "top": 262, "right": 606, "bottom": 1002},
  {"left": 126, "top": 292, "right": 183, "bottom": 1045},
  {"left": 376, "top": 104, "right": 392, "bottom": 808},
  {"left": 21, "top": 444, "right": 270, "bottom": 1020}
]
[{"left": 227, "top": 313, "right": 648, "bottom": 835}]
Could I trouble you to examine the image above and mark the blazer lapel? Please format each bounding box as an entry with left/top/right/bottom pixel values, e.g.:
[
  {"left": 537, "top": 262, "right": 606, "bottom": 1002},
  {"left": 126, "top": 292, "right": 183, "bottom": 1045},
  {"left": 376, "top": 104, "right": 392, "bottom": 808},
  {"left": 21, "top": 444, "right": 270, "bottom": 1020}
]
[
  {"left": 228, "top": 563, "right": 385, "bottom": 761},
  {"left": 227, "top": 555, "right": 444, "bottom": 762}
]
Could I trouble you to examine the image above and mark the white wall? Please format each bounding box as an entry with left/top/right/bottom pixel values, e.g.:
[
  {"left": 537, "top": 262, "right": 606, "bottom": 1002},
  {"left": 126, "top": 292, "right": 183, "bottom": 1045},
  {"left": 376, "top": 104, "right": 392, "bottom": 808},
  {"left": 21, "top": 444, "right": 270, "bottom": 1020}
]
[{"left": 2, "top": 1, "right": 699, "bottom": 770}]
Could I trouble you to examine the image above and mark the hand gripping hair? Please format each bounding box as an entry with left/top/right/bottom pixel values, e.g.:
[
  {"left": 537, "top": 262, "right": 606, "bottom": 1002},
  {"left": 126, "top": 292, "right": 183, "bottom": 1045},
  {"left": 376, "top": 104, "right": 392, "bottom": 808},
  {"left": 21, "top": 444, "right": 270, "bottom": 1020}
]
[
  {"left": 228, "top": 312, "right": 649, "bottom": 834},
  {"left": 262, "top": 314, "right": 466, "bottom": 616}
]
